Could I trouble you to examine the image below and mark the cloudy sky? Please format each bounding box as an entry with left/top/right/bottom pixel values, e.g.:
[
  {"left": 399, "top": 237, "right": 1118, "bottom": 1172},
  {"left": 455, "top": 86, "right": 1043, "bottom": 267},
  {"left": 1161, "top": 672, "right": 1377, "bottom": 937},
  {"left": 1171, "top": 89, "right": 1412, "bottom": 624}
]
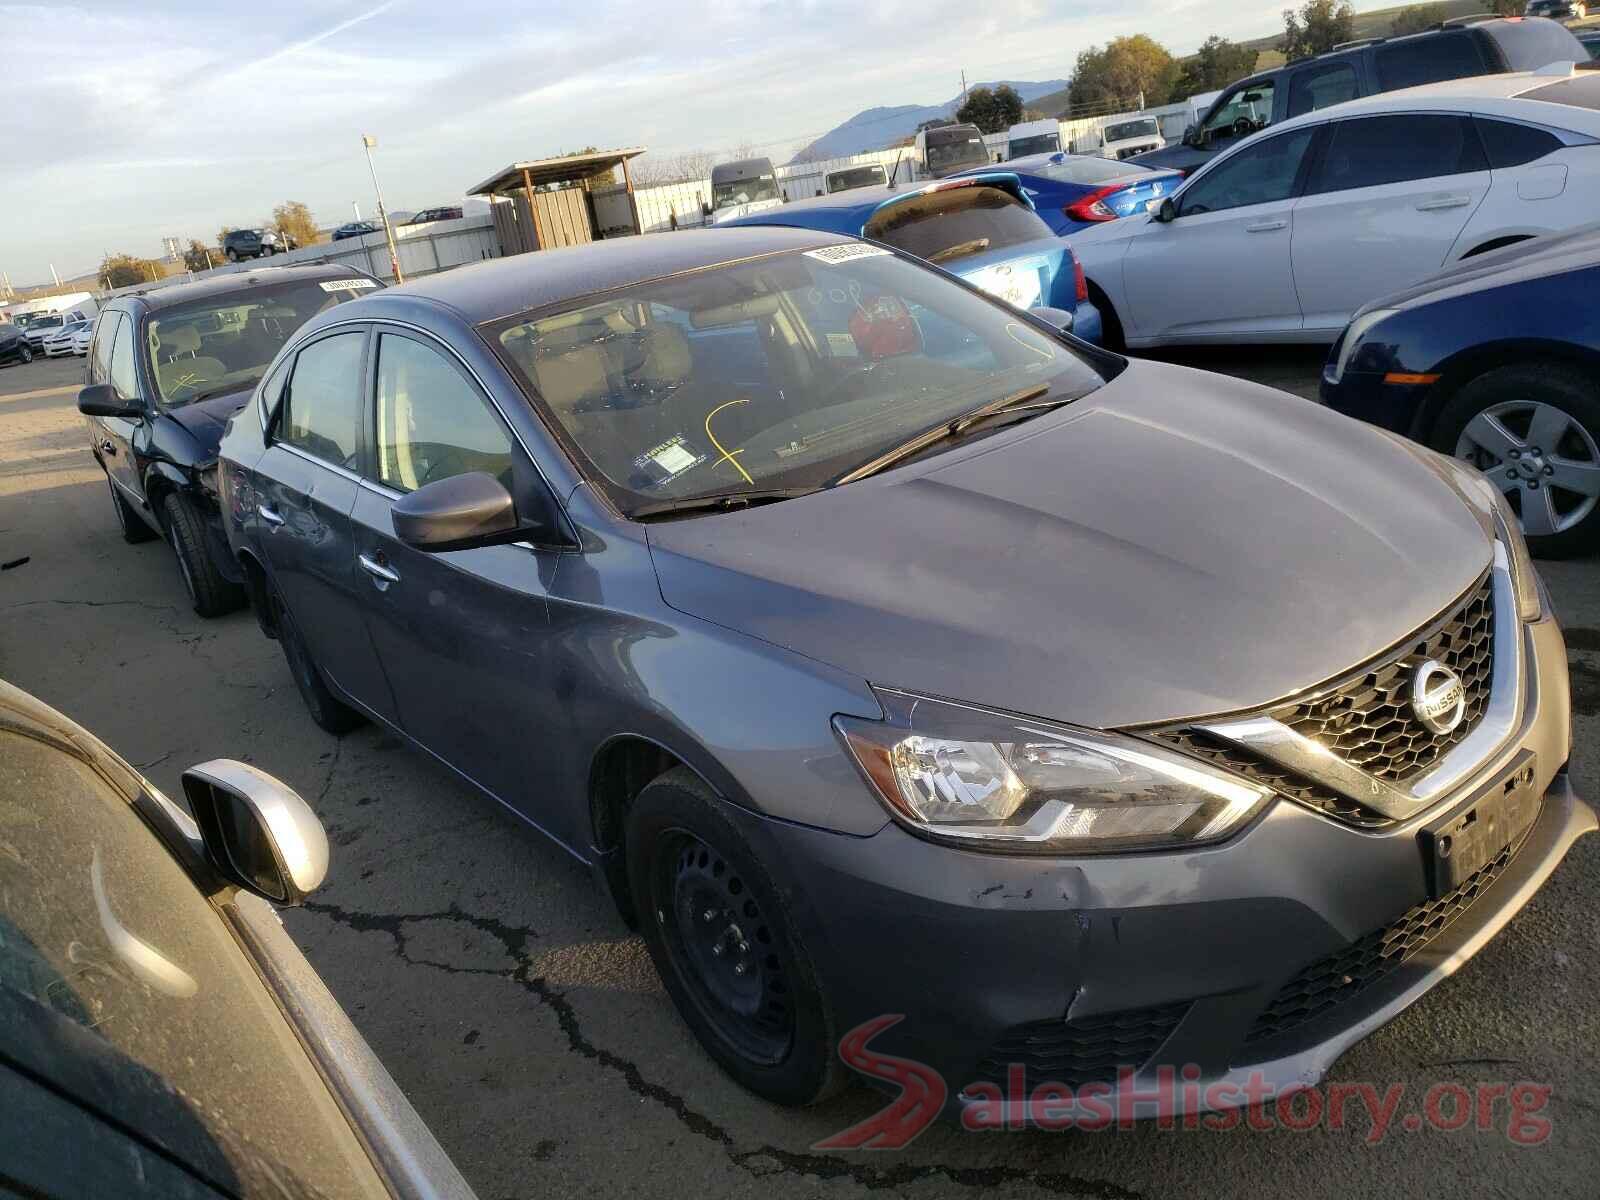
[{"left": 5, "top": 0, "right": 1362, "bottom": 284}]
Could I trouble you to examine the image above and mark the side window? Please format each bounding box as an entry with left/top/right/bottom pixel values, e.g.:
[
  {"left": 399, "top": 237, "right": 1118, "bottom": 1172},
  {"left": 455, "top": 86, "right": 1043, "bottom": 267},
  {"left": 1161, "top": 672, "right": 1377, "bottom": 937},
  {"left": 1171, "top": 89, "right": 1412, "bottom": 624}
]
[
  {"left": 1374, "top": 32, "right": 1488, "bottom": 92},
  {"left": 1287, "top": 63, "right": 1358, "bottom": 119},
  {"left": 279, "top": 331, "right": 365, "bottom": 470},
  {"left": 373, "top": 333, "right": 514, "bottom": 492},
  {"left": 89, "top": 312, "right": 122, "bottom": 386},
  {"left": 256, "top": 357, "right": 290, "bottom": 428},
  {"left": 1475, "top": 118, "right": 1561, "bottom": 169},
  {"left": 1201, "top": 79, "right": 1276, "bottom": 144},
  {"left": 1179, "top": 127, "right": 1315, "bottom": 216},
  {"left": 107, "top": 314, "right": 140, "bottom": 401},
  {"left": 1309, "top": 115, "right": 1486, "bottom": 195}
]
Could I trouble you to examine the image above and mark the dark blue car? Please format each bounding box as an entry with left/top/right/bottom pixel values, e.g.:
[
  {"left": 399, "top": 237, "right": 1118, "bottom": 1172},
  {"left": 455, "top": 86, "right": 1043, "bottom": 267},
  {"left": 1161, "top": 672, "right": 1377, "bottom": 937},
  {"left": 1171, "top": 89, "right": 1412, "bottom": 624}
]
[
  {"left": 1320, "top": 223, "right": 1600, "bottom": 558},
  {"left": 954, "top": 152, "right": 1185, "bottom": 236},
  {"left": 720, "top": 173, "right": 1103, "bottom": 345}
]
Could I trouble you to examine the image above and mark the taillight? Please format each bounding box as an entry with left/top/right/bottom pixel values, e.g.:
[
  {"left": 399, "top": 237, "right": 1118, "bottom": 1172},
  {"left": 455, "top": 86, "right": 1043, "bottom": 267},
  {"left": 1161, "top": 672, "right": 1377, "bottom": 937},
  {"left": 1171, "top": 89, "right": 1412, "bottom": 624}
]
[
  {"left": 1072, "top": 256, "right": 1088, "bottom": 304},
  {"left": 1064, "top": 185, "right": 1122, "bottom": 223}
]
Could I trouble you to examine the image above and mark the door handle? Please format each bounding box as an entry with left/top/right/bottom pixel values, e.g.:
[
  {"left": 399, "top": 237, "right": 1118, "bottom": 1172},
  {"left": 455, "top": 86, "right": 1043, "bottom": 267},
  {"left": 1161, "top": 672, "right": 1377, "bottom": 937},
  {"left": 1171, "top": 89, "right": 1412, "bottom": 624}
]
[
  {"left": 257, "top": 504, "right": 285, "bottom": 527},
  {"left": 358, "top": 553, "right": 401, "bottom": 585},
  {"left": 1244, "top": 219, "right": 1287, "bottom": 232},
  {"left": 1415, "top": 195, "right": 1470, "bottom": 212},
  {"left": 99, "top": 439, "right": 116, "bottom": 456}
]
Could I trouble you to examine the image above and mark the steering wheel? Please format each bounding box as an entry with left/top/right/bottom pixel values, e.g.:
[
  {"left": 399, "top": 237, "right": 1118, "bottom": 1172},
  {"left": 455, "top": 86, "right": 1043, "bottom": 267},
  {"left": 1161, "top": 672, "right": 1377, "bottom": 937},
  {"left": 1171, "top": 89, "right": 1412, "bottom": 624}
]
[{"left": 1232, "top": 116, "right": 1256, "bottom": 138}]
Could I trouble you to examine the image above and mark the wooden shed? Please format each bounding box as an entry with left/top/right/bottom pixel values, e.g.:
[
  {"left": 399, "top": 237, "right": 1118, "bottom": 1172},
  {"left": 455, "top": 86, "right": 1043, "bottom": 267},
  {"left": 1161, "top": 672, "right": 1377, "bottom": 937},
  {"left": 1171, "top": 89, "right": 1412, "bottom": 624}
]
[{"left": 469, "top": 148, "right": 647, "bottom": 257}]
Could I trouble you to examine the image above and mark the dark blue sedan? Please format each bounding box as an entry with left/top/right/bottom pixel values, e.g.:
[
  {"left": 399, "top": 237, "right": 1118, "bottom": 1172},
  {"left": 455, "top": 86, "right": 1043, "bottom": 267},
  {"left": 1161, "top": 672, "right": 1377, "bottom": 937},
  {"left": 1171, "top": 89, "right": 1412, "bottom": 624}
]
[
  {"left": 1320, "top": 224, "right": 1600, "bottom": 558},
  {"left": 719, "top": 173, "right": 1102, "bottom": 344},
  {"left": 953, "top": 153, "right": 1185, "bottom": 236}
]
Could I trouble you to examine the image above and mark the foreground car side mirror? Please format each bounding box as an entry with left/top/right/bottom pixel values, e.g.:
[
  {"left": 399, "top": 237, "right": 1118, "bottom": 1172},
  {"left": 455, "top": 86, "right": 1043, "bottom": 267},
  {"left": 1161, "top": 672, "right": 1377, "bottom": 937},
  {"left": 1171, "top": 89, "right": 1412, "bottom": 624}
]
[
  {"left": 1152, "top": 197, "right": 1177, "bottom": 224},
  {"left": 1028, "top": 305, "right": 1076, "bottom": 335},
  {"left": 182, "top": 759, "right": 329, "bottom": 906},
  {"left": 391, "top": 471, "right": 530, "bottom": 552},
  {"left": 78, "top": 383, "right": 143, "bottom": 419}
]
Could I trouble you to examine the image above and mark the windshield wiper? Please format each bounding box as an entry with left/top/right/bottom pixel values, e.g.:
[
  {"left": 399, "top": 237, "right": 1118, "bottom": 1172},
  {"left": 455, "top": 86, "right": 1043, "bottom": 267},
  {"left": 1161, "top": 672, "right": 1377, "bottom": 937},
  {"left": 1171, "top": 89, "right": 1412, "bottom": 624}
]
[
  {"left": 834, "top": 384, "right": 1062, "bottom": 486},
  {"left": 628, "top": 487, "right": 819, "bottom": 520}
]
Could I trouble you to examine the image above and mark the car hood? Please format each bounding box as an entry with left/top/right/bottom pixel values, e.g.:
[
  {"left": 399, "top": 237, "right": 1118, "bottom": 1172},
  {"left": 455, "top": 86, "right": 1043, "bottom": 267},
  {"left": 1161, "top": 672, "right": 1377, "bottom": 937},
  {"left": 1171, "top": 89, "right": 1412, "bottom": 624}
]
[
  {"left": 1360, "top": 222, "right": 1600, "bottom": 315},
  {"left": 646, "top": 360, "right": 1492, "bottom": 728},
  {"left": 165, "top": 388, "right": 254, "bottom": 454}
]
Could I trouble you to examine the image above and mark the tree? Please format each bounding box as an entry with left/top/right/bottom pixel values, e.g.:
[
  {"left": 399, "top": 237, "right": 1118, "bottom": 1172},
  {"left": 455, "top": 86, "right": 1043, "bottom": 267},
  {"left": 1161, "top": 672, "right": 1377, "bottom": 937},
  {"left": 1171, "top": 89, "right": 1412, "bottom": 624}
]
[
  {"left": 216, "top": 226, "right": 234, "bottom": 250},
  {"left": 1281, "top": 0, "right": 1355, "bottom": 61},
  {"left": 271, "top": 201, "right": 318, "bottom": 247},
  {"left": 956, "top": 84, "right": 1024, "bottom": 133},
  {"left": 100, "top": 253, "right": 160, "bottom": 289},
  {"left": 1389, "top": 5, "right": 1437, "bottom": 35},
  {"left": 1067, "top": 35, "right": 1180, "bottom": 117},
  {"left": 182, "top": 240, "right": 214, "bottom": 272},
  {"left": 1175, "top": 35, "right": 1259, "bottom": 99}
]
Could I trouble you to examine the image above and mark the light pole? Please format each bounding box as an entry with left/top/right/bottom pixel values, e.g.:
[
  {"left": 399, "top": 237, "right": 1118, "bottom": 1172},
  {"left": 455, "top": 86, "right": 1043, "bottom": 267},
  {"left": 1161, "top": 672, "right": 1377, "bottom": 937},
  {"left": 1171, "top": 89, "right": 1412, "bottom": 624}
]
[{"left": 361, "top": 134, "right": 404, "bottom": 283}]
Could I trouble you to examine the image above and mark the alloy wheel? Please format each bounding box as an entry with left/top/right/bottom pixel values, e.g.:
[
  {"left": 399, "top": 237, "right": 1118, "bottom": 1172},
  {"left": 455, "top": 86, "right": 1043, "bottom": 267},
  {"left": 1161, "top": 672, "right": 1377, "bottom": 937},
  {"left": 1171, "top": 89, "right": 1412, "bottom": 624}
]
[
  {"left": 651, "top": 830, "right": 794, "bottom": 1065},
  {"left": 1456, "top": 399, "right": 1600, "bottom": 537}
]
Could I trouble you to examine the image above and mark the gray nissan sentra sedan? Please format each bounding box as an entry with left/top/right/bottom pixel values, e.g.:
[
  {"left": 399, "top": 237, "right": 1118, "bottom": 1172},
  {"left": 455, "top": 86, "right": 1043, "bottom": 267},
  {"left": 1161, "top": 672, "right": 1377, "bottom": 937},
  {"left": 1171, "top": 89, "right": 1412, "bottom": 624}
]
[{"left": 214, "top": 225, "right": 1592, "bottom": 1119}]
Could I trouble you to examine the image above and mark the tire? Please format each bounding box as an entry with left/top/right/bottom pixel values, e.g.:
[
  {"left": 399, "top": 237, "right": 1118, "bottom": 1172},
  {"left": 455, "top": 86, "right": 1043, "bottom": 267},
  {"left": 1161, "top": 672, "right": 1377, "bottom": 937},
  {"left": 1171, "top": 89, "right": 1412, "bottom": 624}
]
[
  {"left": 625, "top": 767, "right": 843, "bottom": 1107},
  {"left": 225, "top": 248, "right": 238, "bottom": 262},
  {"left": 272, "top": 586, "right": 365, "bottom": 735},
  {"left": 161, "top": 492, "right": 244, "bottom": 616},
  {"left": 1432, "top": 362, "right": 1600, "bottom": 559},
  {"left": 1085, "top": 280, "right": 1125, "bottom": 353},
  {"left": 18, "top": 345, "right": 32, "bottom": 364},
  {"left": 108, "top": 475, "right": 155, "bottom": 544}
]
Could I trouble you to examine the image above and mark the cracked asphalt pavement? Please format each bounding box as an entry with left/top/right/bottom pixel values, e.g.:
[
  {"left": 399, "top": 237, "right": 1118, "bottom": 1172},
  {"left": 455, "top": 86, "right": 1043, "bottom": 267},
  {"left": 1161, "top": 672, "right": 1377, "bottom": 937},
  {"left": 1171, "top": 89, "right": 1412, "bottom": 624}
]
[{"left": 3, "top": 350, "right": 1597, "bottom": 1198}]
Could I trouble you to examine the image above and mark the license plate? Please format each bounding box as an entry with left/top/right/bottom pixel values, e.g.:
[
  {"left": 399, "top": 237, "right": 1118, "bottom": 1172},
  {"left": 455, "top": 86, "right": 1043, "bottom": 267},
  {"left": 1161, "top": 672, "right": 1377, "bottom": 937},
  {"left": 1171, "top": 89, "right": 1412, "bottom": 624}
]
[{"left": 1418, "top": 751, "right": 1539, "bottom": 898}]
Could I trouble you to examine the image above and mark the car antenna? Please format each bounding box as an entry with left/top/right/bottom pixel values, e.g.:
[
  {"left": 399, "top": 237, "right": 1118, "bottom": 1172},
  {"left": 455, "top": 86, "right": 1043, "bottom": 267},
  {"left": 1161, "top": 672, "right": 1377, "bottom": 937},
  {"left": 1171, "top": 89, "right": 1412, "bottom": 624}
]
[{"left": 888, "top": 148, "right": 904, "bottom": 187}]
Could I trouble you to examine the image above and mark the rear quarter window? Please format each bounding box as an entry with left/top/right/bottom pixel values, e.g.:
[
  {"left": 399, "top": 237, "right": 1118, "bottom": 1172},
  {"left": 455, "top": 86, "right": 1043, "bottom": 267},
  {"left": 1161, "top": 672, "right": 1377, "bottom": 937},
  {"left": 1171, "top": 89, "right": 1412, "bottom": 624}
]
[
  {"left": 1475, "top": 117, "right": 1562, "bottom": 167},
  {"left": 1374, "top": 32, "right": 1490, "bottom": 92},
  {"left": 866, "top": 186, "right": 1052, "bottom": 266}
]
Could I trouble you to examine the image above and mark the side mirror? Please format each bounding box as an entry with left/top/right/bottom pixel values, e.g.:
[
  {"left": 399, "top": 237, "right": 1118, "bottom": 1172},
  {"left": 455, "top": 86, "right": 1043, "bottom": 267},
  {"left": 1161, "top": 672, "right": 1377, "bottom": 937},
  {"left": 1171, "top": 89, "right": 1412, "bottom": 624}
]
[
  {"left": 1181, "top": 123, "right": 1198, "bottom": 146},
  {"left": 78, "top": 383, "right": 143, "bottom": 419},
  {"left": 1028, "top": 305, "right": 1076, "bottom": 335},
  {"left": 182, "top": 759, "right": 329, "bottom": 906},
  {"left": 1153, "top": 197, "right": 1177, "bottom": 224},
  {"left": 391, "top": 471, "right": 522, "bottom": 552}
]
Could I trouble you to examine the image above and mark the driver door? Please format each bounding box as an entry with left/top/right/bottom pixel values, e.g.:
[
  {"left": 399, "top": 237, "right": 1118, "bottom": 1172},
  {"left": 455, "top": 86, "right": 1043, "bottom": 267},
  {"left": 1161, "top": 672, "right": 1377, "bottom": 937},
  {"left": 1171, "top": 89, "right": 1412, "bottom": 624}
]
[{"left": 1120, "top": 125, "right": 1318, "bottom": 343}]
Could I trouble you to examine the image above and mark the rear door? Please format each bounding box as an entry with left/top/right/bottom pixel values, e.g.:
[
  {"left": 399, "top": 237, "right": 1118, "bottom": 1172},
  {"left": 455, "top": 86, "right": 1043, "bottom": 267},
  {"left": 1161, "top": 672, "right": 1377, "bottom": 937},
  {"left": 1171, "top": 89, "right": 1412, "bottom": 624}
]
[
  {"left": 348, "top": 328, "right": 571, "bottom": 838},
  {"left": 1291, "top": 113, "right": 1490, "bottom": 335},
  {"left": 1120, "top": 125, "right": 1317, "bottom": 341},
  {"left": 255, "top": 326, "right": 397, "bottom": 721}
]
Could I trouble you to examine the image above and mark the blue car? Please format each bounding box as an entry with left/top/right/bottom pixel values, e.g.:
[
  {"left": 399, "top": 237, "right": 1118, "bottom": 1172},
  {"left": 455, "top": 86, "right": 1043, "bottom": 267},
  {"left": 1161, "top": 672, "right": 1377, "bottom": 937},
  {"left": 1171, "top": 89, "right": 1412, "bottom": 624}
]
[
  {"left": 955, "top": 153, "right": 1185, "bottom": 236},
  {"left": 1320, "top": 223, "right": 1600, "bottom": 559},
  {"left": 720, "top": 173, "right": 1103, "bottom": 345}
]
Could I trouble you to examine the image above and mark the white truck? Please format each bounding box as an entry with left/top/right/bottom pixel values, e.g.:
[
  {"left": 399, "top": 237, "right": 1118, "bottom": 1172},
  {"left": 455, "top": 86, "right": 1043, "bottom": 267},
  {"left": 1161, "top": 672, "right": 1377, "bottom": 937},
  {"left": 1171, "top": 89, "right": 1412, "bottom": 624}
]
[
  {"left": 1070, "top": 115, "right": 1166, "bottom": 162},
  {"left": 915, "top": 123, "right": 989, "bottom": 179},
  {"left": 10, "top": 293, "right": 98, "bottom": 350},
  {"left": 1005, "top": 118, "right": 1062, "bottom": 160},
  {"left": 705, "top": 158, "right": 785, "bottom": 225}
]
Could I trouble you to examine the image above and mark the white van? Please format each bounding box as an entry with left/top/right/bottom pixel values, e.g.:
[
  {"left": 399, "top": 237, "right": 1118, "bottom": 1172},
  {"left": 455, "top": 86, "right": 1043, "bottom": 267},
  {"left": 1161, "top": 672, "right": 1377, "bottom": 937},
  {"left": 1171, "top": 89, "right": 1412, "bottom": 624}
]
[
  {"left": 822, "top": 163, "right": 888, "bottom": 194},
  {"left": 914, "top": 123, "right": 988, "bottom": 179},
  {"left": 1005, "top": 118, "right": 1062, "bottom": 160},
  {"left": 1071, "top": 115, "right": 1166, "bottom": 161},
  {"left": 706, "top": 158, "right": 784, "bottom": 225}
]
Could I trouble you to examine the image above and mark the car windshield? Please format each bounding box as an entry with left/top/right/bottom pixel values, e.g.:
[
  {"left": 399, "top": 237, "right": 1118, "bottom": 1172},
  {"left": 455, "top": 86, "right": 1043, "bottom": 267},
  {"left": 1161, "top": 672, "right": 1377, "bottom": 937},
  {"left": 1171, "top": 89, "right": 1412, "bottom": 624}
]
[
  {"left": 925, "top": 130, "right": 989, "bottom": 174},
  {"left": 1008, "top": 133, "right": 1061, "bottom": 158},
  {"left": 145, "top": 276, "right": 377, "bottom": 408},
  {"left": 826, "top": 167, "right": 887, "bottom": 192},
  {"left": 1033, "top": 156, "right": 1151, "bottom": 185},
  {"left": 712, "top": 174, "right": 780, "bottom": 209},
  {"left": 1105, "top": 119, "right": 1159, "bottom": 142},
  {"left": 32, "top": 314, "right": 63, "bottom": 330},
  {"left": 487, "top": 245, "right": 1109, "bottom": 515}
]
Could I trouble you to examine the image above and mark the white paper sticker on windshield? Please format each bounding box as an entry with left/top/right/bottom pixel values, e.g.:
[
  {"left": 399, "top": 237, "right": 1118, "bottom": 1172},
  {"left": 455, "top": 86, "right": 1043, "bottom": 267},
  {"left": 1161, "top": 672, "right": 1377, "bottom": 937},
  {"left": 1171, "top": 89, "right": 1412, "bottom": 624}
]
[
  {"left": 804, "top": 244, "right": 891, "bottom": 265},
  {"left": 319, "top": 278, "right": 379, "bottom": 292},
  {"left": 825, "top": 332, "right": 859, "bottom": 357},
  {"left": 633, "top": 435, "right": 704, "bottom": 485}
]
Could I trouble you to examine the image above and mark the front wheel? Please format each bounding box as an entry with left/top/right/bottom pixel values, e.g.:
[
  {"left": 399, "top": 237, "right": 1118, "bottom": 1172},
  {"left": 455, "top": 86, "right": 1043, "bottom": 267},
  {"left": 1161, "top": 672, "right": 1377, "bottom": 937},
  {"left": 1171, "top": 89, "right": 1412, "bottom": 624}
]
[
  {"left": 162, "top": 492, "right": 244, "bottom": 616},
  {"left": 18, "top": 345, "right": 32, "bottom": 364},
  {"left": 1435, "top": 363, "right": 1600, "bottom": 559},
  {"left": 626, "top": 768, "right": 843, "bottom": 1107},
  {"left": 225, "top": 248, "right": 239, "bottom": 262}
]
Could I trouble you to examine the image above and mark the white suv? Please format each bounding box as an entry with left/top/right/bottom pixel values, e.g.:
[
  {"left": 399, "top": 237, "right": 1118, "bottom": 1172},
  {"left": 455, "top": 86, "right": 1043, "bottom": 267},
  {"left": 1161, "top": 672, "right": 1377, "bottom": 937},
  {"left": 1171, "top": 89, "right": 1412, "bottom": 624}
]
[{"left": 1068, "top": 65, "right": 1600, "bottom": 348}]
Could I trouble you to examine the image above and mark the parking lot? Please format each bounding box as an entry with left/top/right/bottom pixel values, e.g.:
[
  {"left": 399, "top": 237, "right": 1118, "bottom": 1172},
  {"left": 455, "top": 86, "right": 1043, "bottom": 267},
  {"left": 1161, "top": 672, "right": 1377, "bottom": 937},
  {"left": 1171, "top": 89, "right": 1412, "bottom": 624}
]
[{"left": 3, "top": 347, "right": 1598, "bottom": 1197}]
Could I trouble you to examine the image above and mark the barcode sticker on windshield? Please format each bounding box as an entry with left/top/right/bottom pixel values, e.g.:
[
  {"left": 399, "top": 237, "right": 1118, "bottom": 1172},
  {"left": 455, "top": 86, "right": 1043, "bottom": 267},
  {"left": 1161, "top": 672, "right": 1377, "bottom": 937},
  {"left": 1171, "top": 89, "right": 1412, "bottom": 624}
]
[
  {"left": 804, "top": 244, "right": 891, "bottom": 265},
  {"left": 319, "top": 278, "right": 379, "bottom": 292}
]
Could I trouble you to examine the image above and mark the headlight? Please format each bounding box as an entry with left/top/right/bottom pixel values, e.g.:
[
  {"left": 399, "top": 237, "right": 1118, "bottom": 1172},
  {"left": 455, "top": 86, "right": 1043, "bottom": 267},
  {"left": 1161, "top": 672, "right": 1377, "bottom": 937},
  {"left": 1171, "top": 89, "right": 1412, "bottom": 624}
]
[
  {"left": 1326, "top": 307, "right": 1397, "bottom": 385},
  {"left": 835, "top": 692, "right": 1270, "bottom": 853},
  {"left": 1489, "top": 487, "right": 1544, "bottom": 623}
]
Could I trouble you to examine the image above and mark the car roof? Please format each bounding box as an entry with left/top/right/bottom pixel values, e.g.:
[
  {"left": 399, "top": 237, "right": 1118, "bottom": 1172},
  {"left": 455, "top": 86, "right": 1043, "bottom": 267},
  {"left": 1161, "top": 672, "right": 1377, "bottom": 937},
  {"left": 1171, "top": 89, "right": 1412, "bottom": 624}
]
[
  {"left": 114, "top": 263, "right": 375, "bottom": 312},
  {"left": 378, "top": 225, "right": 847, "bottom": 323}
]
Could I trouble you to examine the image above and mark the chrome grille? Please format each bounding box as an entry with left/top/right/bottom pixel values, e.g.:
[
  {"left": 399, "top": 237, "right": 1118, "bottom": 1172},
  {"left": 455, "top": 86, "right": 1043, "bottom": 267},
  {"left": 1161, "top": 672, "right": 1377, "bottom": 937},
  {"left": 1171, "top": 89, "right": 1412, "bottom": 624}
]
[{"left": 1270, "top": 572, "right": 1494, "bottom": 782}]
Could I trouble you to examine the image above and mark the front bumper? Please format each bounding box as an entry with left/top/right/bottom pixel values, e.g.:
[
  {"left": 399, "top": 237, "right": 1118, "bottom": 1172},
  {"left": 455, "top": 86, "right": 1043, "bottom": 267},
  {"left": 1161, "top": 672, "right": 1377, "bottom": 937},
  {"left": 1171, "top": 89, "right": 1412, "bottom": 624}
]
[
  {"left": 730, "top": 610, "right": 1589, "bottom": 1120},
  {"left": 1319, "top": 367, "right": 1434, "bottom": 437}
]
